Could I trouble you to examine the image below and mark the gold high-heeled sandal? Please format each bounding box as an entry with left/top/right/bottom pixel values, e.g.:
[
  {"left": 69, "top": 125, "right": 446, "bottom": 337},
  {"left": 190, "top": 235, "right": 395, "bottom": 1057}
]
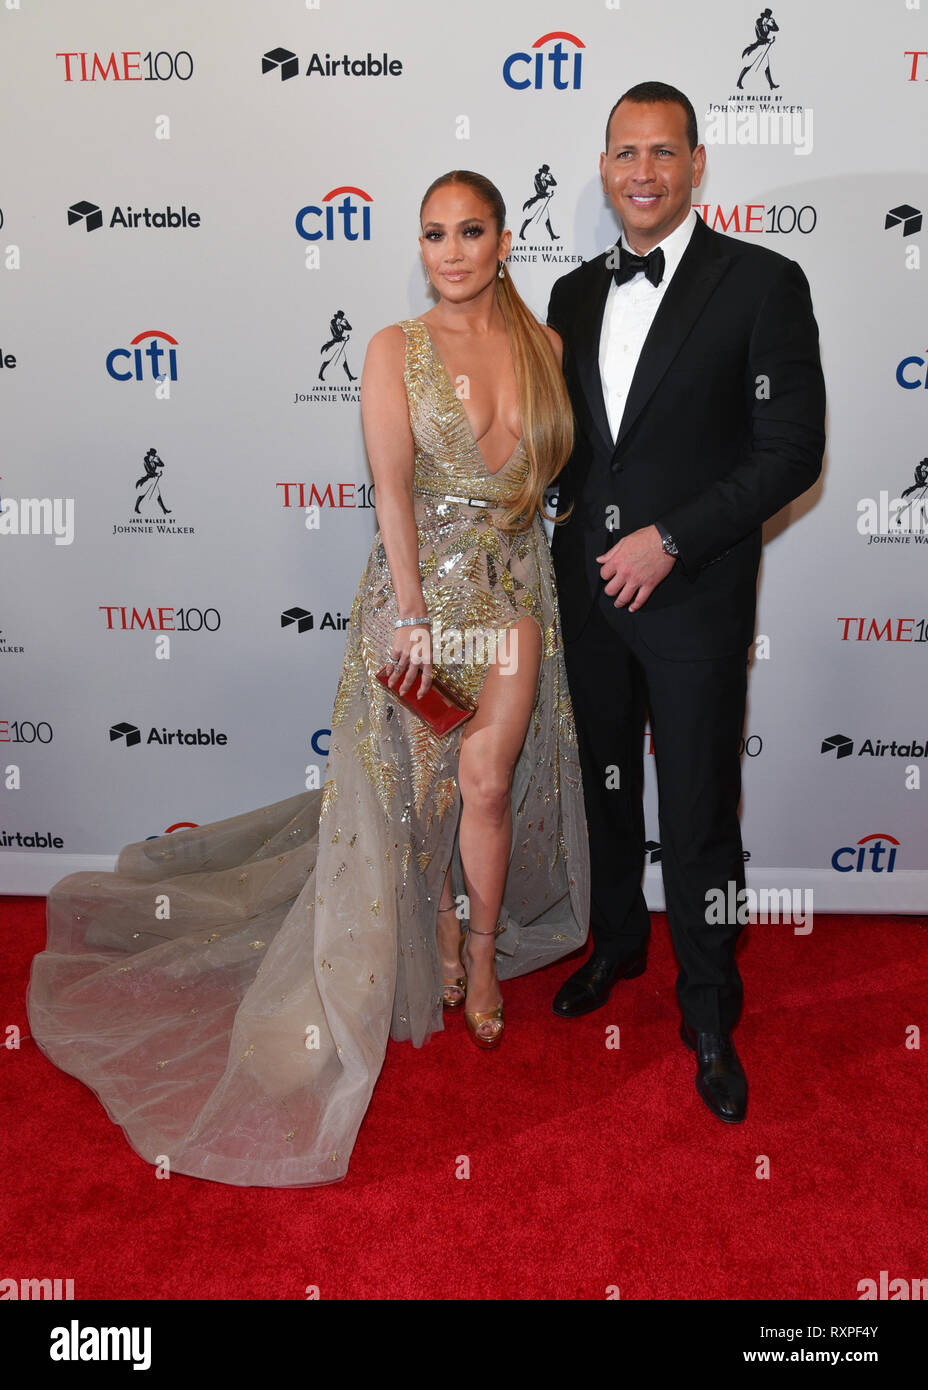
[
  {"left": 461, "top": 923, "right": 505, "bottom": 1050},
  {"left": 437, "top": 904, "right": 466, "bottom": 1011}
]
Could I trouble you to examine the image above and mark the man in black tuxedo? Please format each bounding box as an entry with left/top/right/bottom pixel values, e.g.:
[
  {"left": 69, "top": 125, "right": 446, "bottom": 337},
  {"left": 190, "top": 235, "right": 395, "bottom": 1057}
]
[{"left": 546, "top": 81, "right": 825, "bottom": 1123}]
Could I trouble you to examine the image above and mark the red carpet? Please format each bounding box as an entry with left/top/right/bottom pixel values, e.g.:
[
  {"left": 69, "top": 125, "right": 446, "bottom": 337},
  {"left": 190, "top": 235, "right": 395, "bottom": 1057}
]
[{"left": 2, "top": 895, "right": 926, "bottom": 1300}]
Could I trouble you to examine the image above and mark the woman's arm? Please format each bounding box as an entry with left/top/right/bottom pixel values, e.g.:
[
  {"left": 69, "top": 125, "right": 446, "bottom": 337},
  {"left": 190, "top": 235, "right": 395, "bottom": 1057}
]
[{"left": 360, "top": 324, "right": 432, "bottom": 694}]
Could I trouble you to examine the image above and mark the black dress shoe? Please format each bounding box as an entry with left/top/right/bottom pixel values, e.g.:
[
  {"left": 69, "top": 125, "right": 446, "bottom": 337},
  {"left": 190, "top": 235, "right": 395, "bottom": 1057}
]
[
  {"left": 679, "top": 1020, "right": 747, "bottom": 1123},
  {"left": 552, "top": 949, "right": 647, "bottom": 1018}
]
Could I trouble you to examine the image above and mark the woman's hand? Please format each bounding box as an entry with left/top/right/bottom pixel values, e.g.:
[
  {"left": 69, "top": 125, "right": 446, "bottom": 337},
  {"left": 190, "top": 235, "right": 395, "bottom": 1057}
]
[{"left": 387, "top": 622, "right": 433, "bottom": 697}]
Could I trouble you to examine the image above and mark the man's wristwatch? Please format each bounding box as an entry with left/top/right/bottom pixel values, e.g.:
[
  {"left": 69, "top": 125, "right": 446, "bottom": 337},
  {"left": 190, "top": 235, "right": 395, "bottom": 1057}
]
[{"left": 654, "top": 521, "right": 679, "bottom": 558}]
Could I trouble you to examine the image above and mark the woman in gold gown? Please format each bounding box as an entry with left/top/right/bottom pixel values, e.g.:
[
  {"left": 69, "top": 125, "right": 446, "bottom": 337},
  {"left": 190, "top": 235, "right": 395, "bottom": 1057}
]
[{"left": 26, "top": 171, "right": 590, "bottom": 1187}]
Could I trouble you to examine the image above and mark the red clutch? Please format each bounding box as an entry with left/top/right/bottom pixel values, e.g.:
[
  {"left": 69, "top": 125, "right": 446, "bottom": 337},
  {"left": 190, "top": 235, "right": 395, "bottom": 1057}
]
[{"left": 375, "top": 664, "right": 476, "bottom": 737}]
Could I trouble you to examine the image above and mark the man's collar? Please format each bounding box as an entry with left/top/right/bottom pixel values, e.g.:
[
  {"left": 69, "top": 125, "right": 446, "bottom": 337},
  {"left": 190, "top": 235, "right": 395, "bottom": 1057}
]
[{"left": 611, "top": 207, "right": 699, "bottom": 283}]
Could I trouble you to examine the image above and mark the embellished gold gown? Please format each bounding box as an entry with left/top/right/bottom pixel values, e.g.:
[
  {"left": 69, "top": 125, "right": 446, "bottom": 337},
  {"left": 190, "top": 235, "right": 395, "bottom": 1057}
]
[{"left": 26, "top": 318, "right": 590, "bottom": 1187}]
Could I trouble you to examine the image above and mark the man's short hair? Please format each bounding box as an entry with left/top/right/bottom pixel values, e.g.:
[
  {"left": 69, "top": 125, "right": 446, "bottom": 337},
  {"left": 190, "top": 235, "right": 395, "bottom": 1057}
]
[{"left": 605, "top": 81, "right": 699, "bottom": 153}]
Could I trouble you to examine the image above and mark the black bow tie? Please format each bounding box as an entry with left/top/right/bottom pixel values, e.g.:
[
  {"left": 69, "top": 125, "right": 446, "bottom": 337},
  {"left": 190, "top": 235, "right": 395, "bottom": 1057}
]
[{"left": 611, "top": 243, "right": 665, "bottom": 288}]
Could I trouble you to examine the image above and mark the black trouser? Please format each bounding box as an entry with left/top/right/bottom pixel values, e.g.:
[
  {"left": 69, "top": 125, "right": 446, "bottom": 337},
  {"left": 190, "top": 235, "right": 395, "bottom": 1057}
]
[{"left": 563, "top": 596, "right": 748, "bottom": 1034}]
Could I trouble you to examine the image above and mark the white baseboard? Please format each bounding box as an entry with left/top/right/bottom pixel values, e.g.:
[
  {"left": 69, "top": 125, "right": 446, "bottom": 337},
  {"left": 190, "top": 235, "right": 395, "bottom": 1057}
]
[
  {"left": 644, "top": 866, "right": 928, "bottom": 914},
  {"left": 1, "top": 855, "right": 925, "bottom": 914},
  {"left": 1, "top": 854, "right": 119, "bottom": 896}
]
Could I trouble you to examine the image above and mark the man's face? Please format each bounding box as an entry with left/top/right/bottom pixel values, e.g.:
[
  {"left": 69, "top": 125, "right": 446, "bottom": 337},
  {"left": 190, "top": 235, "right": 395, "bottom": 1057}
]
[{"left": 600, "top": 100, "right": 706, "bottom": 253}]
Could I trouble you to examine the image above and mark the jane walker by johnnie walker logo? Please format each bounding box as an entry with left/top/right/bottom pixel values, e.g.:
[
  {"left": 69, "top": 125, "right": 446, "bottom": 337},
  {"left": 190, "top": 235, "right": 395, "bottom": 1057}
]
[
  {"left": 857, "top": 457, "right": 928, "bottom": 545},
  {"left": 704, "top": 7, "right": 812, "bottom": 155},
  {"left": 293, "top": 310, "right": 361, "bottom": 404},
  {"left": 112, "top": 446, "right": 196, "bottom": 537},
  {"left": 507, "top": 164, "right": 583, "bottom": 267}
]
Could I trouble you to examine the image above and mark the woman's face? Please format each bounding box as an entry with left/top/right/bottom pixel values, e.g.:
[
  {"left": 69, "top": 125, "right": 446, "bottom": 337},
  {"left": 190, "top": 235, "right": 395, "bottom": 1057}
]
[{"left": 419, "top": 184, "right": 511, "bottom": 304}]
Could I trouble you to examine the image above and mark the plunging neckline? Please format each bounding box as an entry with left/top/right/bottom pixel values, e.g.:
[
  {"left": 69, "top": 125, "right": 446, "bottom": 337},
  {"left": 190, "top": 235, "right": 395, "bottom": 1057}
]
[{"left": 416, "top": 319, "right": 524, "bottom": 477}]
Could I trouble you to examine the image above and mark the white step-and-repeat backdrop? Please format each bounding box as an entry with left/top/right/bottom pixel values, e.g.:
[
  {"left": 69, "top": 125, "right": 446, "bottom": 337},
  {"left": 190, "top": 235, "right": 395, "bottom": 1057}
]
[{"left": 1, "top": 0, "right": 926, "bottom": 911}]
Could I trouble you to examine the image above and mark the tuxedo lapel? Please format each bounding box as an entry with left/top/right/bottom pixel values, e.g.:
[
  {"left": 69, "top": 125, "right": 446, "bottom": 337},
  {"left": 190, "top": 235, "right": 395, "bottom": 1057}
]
[
  {"left": 571, "top": 253, "right": 615, "bottom": 458},
  {"left": 613, "top": 217, "right": 732, "bottom": 458}
]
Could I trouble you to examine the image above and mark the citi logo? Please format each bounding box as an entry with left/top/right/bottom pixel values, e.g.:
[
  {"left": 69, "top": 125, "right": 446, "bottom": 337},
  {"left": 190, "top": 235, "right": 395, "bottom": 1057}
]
[
  {"left": 280, "top": 607, "right": 350, "bottom": 633},
  {"left": 68, "top": 200, "right": 200, "bottom": 232},
  {"left": 831, "top": 834, "right": 900, "bottom": 873},
  {"left": 262, "top": 47, "right": 402, "bottom": 80},
  {"left": 503, "top": 31, "right": 584, "bottom": 91},
  {"left": 144, "top": 822, "right": 199, "bottom": 838},
  {"left": 896, "top": 352, "right": 928, "bottom": 388},
  {"left": 296, "top": 187, "right": 372, "bottom": 242},
  {"left": 106, "top": 330, "right": 178, "bottom": 382},
  {"left": 109, "top": 722, "right": 228, "bottom": 748}
]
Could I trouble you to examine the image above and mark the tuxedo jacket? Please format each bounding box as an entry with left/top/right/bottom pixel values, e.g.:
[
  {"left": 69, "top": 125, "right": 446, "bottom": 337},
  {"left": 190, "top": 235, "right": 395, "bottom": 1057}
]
[{"left": 546, "top": 214, "right": 826, "bottom": 658}]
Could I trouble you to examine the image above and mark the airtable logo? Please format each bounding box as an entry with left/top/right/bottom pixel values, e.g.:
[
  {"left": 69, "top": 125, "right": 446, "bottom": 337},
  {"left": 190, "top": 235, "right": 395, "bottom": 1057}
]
[
  {"left": 262, "top": 47, "right": 403, "bottom": 80},
  {"left": 822, "top": 733, "right": 927, "bottom": 759},
  {"left": 295, "top": 188, "right": 372, "bottom": 242},
  {"left": 885, "top": 204, "right": 922, "bottom": 237},
  {"left": 109, "top": 721, "right": 228, "bottom": 748},
  {"left": 503, "top": 32, "right": 584, "bottom": 90},
  {"left": 68, "top": 200, "right": 103, "bottom": 232},
  {"left": 280, "top": 607, "right": 350, "bottom": 633},
  {"left": 68, "top": 200, "right": 200, "bottom": 232}
]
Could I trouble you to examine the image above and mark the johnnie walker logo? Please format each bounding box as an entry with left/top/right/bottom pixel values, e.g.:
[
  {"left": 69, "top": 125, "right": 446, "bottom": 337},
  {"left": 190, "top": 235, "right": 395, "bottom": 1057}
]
[
  {"left": 507, "top": 164, "right": 583, "bottom": 267},
  {"left": 293, "top": 309, "right": 361, "bottom": 404},
  {"left": 704, "top": 7, "right": 812, "bottom": 157},
  {"left": 112, "top": 446, "right": 196, "bottom": 537},
  {"left": 857, "top": 456, "right": 928, "bottom": 547}
]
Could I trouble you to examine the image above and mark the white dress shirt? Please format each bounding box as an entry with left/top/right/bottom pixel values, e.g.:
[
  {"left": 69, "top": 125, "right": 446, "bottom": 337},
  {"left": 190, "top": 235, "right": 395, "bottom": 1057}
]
[{"left": 599, "top": 207, "right": 698, "bottom": 441}]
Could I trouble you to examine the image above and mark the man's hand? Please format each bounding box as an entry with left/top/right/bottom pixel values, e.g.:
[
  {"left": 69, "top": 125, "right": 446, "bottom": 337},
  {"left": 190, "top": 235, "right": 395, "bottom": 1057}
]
[{"left": 596, "top": 525, "right": 676, "bottom": 611}]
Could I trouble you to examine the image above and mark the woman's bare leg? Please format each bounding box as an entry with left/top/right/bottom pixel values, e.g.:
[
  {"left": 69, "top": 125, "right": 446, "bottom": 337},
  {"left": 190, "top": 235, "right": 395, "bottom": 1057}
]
[
  {"left": 456, "top": 617, "right": 542, "bottom": 1033},
  {"left": 436, "top": 863, "right": 464, "bottom": 1005}
]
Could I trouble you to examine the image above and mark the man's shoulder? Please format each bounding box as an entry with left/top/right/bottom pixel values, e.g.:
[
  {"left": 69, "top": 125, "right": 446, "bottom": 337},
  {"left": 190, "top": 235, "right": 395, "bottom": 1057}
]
[
  {"left": 699, "top": 218, "right": 804, "bottom": 284},
  {"left": 550, "top": 250, "right": 609, "bottom": 300}
]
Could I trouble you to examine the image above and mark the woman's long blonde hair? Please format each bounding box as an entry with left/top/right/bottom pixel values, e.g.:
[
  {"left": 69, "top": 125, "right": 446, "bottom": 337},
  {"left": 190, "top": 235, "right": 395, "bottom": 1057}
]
[{"left": 419, "top": 170, "right": 573, "bottom": 533}]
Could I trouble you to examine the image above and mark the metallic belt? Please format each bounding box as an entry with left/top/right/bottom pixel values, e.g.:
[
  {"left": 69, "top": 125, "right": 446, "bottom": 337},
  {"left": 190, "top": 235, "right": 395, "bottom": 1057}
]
[{"left": 417, "top": 491, "right": 494, "bottom": 508}]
